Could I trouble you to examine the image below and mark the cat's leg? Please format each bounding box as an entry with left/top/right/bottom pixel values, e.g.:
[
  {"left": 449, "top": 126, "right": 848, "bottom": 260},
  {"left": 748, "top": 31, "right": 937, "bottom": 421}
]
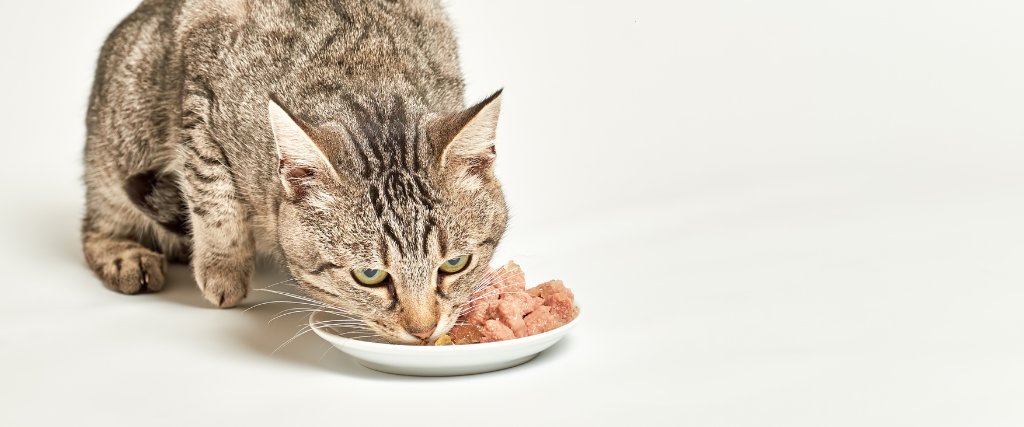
[
  {"left": 82, "top": 187, "right": 168, "bottom": 294},
  {"left": 179, "top": 82, "right": 255, "bottom": 308}
]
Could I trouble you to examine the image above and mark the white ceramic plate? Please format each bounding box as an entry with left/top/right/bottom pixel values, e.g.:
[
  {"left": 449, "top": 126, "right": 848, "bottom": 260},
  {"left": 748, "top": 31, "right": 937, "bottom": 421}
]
[{"left": 309, "top": 302, "right": 583, "bottom": 376}]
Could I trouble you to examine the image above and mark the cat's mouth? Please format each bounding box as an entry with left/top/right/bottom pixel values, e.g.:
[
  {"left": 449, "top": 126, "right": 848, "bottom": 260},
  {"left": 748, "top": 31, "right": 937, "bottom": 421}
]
[{"left": 375, "top": 313, "right": 460, "bottom": 345}]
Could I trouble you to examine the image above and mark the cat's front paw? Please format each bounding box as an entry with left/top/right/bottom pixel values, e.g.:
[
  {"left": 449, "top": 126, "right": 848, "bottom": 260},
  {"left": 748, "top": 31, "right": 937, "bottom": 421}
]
[
  {"left": 91, "top": 246, "right": 167, "bottom": 294},
  {"left": 196, "top": 266, "right": 250, "bottom": 308}
]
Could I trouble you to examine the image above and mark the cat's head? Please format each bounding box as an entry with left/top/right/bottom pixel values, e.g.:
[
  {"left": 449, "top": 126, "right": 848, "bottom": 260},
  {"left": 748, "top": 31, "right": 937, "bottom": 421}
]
[{"left": 267, "top": 91, "right": 507, "bottom": 345}]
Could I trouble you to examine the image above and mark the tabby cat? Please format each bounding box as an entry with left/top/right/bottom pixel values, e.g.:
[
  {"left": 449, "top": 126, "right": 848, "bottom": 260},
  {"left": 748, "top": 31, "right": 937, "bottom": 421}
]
[{"left": 82, "top": 0, "right": 508, "bottom": 345}]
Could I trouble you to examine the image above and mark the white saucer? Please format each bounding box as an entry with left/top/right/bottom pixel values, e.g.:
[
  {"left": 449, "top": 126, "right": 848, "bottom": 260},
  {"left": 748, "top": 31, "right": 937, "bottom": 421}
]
[{"left": 309, "top": 302, "right": 582, "bottom": 376}]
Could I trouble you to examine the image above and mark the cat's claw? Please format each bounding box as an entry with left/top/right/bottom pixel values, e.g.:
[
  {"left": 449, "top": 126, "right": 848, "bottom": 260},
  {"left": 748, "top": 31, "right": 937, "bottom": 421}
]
[
  {"left": 199, "top": 273, "right": 249, "bottom": 309},
  {"left": 95, "top": 248, "right": 166, "bottom": 294}
]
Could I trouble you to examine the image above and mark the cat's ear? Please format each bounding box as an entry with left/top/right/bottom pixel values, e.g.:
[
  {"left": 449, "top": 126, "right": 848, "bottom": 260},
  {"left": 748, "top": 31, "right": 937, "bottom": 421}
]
[
  {"left": 268, "top": 94, "right": 337, "bottom": 200},
  {"left": 433, "top": 90, "right": 503, "bottom": 183}
]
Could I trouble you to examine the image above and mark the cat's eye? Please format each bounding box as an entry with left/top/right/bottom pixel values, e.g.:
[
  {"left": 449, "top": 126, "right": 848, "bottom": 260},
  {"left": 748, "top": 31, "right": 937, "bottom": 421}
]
[
  {"left": 352, "top": 268, "right": 389, "bottom": 286},
  {"left": 439, "top": 255, "right": 471, "bottom": 274}
]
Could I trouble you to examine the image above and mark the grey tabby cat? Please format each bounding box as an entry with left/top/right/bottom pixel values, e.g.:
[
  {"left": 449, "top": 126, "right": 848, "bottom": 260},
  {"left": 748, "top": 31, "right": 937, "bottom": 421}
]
[{"left": 82, "top": 0, "right": 508, "bottom": 344}]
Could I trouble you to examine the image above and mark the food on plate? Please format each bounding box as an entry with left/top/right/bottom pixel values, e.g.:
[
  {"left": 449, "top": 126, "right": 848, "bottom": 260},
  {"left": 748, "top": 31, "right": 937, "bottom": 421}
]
[{"left": 434, "top": 261, "right": 576, "bottom": 345}]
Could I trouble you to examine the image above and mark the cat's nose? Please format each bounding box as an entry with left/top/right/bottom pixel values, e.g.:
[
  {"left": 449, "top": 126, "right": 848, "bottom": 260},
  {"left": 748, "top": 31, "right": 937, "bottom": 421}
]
[{"left": 409, "top": 324, "right": 437, "bottom": 340}]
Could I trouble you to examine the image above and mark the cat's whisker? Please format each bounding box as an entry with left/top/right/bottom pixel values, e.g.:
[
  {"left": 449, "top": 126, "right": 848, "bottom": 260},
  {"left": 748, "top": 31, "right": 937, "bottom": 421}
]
[
  {"left": 312, "top": 325, "right": 373, "bottom": 333},
  {"left": 251, "top": 288, "right": 383, "bottom": 350},
  {"left": 257, "top": 289, "right": 357, "bottom": 317},
  {"left": 310, "top": 318, "right": 374, "bottom": 330},
  {"left": 459, "top": 297, "right": 498, "bottom": 312},
  {"left": 475, "top": 266, "right": 518, "bottom": 286},
  {"left": 310, "top": 321, "right": 372, "bottom": 331},
  {"left": 271, "top": 327, "right": 322, "bottom": 355},
  {"left": 243, "top": 299, "right": 347, "bottom": 314},
  {"left": 478, "top": 269, "right": 511, "bottom": 284},
  {"left": 277, "top": 321, "right": 379, "bottom": 353},
  {"left": 318, "top": 345, "right": 334, "bottom": 361},
  {"left": 462, "top": 289, "right": 504, "bottom": 305},
  {"left": 472, "top": 272, "right": 511, "bottom": 292},
  {"left": 458, "top": 302, "right": 489, "bottom": 313},
  {"left": 343, "top": 336, "right": 379, "bottom": 341},
  {"left": 251, "top": 303, "right": 357, "bottom": 323},
  {"left": 310, "top": 318, "right": 368, "bottom": 325},
  {"left": 270, "top": 308, "right": 358, "bottom": 323},
  {"left": 469, "top": 279, "right": 518, "bottom": 297},
  {"left": 263, "top": 278, "right": 298, "bottom": 289},
  {"left": 337, "top": 331, "right": 378, "bottom": 337}
]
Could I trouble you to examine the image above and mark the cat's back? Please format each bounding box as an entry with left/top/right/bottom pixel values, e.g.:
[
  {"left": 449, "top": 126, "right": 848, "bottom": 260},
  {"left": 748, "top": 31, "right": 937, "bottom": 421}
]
[
  {"left": 95, "top": 0, "right": 464, "bottom": 101},
  {"left": 87, "top": 0, "right": 465, "bottom": 179},
  {"left": 177, "top": 0, "right": 464, "bottom": 110},
  {"left": 93, "top": 0, "right": 464, "bottom": 95}
]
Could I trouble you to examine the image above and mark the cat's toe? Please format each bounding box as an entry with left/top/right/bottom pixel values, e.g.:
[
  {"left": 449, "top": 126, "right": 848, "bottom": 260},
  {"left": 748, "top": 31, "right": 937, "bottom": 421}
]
[
  {"left": 200, "top": 276, "right": 248, "bottom": 308},
  {"left": 97, "top": 248, "right": 167, "bottom": 294}
]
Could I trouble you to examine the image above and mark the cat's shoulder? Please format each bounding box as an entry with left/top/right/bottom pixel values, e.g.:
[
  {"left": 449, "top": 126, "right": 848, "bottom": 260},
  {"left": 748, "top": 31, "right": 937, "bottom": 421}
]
[{"left": 174, "top": 0, "right": 248, "bottom": 43}]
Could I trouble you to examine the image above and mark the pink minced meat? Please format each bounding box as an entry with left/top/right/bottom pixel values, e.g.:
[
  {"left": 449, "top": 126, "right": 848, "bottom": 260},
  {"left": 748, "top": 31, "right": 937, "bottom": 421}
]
[
  {"left": 493, "top": 300, "right": 527, "bottom": 338},
  {"left": 451, "top": 261, "right": 575, "bottom": 344},
  {"left": 531, "top": 279, "right": 574, "bottom": 301},
  {"left": 544, "top": 293, "right": 574, "bottom": 323},
  {"left": 479, "top": 319, "right": 516, "bottom": 342},
  {"left": 524, "top": 305, "right": 555, "bottom": 336},
  {"left": 499, "top": 291, "right": 536, "bottom": 316}
]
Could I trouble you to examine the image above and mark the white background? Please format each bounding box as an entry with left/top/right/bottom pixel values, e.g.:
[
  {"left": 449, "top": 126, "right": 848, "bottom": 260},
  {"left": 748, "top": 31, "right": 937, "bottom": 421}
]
[{"left": 2, "top": 0, "right": 1022, "bottom": 425}]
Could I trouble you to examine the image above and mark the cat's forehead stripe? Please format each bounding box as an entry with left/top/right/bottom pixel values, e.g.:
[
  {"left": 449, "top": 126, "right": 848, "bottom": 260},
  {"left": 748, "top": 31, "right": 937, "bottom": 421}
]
[
  {"left": 341, "top": 94, "right": 428, "bottom": 177},
  {"left": 340, "top": 94, "right": 440, "bottom": 259}
]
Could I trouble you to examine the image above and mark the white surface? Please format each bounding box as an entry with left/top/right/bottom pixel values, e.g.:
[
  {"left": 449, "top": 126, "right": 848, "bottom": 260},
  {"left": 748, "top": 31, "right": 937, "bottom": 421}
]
[
  {"left": 1, "top": 0, "right": 1023, "bottom": 426},
  {"left": 309, "top": 304, "right": 582, "bottom": 376}
]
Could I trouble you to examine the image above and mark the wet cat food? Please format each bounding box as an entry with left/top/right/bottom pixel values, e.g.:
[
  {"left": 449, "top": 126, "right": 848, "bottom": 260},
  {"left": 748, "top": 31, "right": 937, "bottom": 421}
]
[{"left": 435, "top": 261, "right": 575, "bottom": 345}]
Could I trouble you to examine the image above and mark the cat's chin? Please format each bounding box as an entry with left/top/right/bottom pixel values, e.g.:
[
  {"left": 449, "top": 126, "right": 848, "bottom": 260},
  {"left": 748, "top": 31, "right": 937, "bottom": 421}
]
[{"left": 379, "top": 324, "right": 453, "bottom": 346}]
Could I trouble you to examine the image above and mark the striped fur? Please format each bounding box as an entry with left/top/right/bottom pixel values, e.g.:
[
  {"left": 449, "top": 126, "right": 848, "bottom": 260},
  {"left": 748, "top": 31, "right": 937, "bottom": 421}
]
[{"left": 82, "top": 0, "right": 508, "bottom": 344}]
